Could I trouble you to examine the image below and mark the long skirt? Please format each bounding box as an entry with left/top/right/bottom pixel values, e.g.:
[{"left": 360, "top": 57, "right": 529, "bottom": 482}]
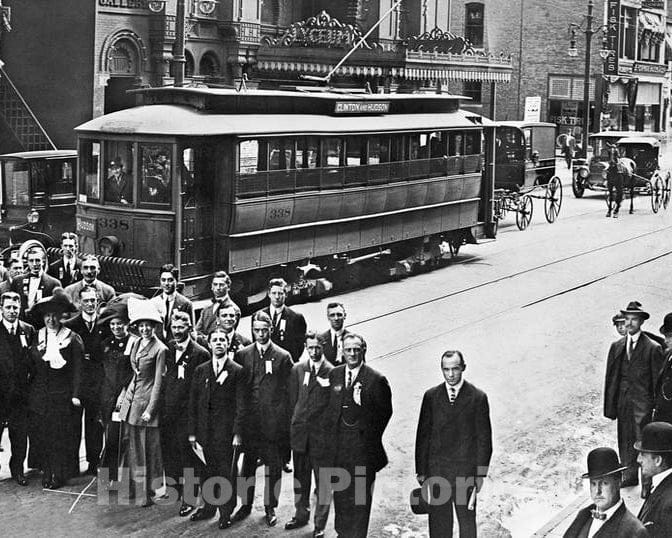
[
  {"left": 29, "top": 398, "right": 78, "bottom": 482},
  {"left": 122, "top": 422, "right": 162, "bottom": 503}
]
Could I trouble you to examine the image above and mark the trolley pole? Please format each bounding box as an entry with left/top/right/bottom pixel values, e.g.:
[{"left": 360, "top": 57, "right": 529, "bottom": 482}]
[{"left": 173, "top": 0, "right": 186, "bottom": 87}]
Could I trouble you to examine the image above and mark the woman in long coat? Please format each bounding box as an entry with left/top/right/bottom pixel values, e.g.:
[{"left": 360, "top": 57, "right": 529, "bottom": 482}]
[
  {"left": 118, "top": 298, "right": 166, "bottom": 506},
  {"left": 27, "top": 288, "right": 84, "bottom": 489}
]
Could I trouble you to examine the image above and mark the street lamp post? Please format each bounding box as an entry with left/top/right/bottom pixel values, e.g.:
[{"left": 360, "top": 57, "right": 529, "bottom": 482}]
[{"left": 568, "top": 0, "right": 610, "bottom": 158}]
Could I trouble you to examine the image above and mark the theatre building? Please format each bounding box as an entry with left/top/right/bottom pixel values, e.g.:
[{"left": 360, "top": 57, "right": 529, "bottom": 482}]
[{"left": 0, "top": 0, "right": 512, "bottom": 153}]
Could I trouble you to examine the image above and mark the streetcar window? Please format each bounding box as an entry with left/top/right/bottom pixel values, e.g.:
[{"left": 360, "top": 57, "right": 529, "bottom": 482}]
[
  {"left": 30, "top": 160, "right": 74, "bottom": 196},
  {"left": 390, "top": 135, "right": 406, "bottom": 162},
  {"left": 268, "top": 138, "right": 294, "bottom": 170},
  {"left": 80, "top": 140, "right": 101, "bottom": 202},
  {"left": 409, "top": 134, "right": 420, "bottom": 160},
  {"left": 324, "top": 138, "right": 343, "bottom": 167},
  {"left": 429, "top": 131, "right": 446, "bottom": 158},
  {"left": 296, "top": 137, "right": 319, "bottom": 169},
  {"left": 448, "top": 132, "right": 464, "bottom": 156},
  {"left": 368, "top": 136, "right": 390, "bottom": 164},
  {"left": 238, "top": 139, "right": 266, "bottom": 174},
  {"left": 465, "top": 131, "right": 482, "bottom": 155},
  {"left": 140, "top": 144, "right": 171, "bottom": 206},
  {"left": 2, "top": 160, "right": 30, "bottom": 206},
  {"left": 345, "top": 137, "right": 366, "bottom": 166},
  {"left": 103, "top": 141, "right": 134, "bottom": 205}
]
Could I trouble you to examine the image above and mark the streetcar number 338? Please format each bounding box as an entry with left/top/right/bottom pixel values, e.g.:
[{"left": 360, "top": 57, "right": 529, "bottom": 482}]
[{"left": 97, "top": 217, "right": 130, "bottom": 230}]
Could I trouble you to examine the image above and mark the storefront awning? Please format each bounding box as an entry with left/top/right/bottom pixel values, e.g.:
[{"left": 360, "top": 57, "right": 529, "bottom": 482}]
[{"left": 639, "top": 11, "right": 665, "bottom": 41}]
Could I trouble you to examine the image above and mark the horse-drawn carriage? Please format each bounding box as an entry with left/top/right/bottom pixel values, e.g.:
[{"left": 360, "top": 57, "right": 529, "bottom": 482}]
[
  {"left": 572, "top": 131, "right": 672, "bottom": 214},
  {"left": 493, "top": 121, "right": 563, "bottom": 231}
]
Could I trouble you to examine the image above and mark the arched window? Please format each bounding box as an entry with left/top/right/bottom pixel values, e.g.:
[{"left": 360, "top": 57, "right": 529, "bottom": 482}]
[
  {"left": 107, "top": 39, "right": 139, "bottom": 75},
  {"left": 199, "top": 52, "right": 220, "bottom": 77},
  {"left": 465, "top": 3, "right": 484, "bottom": 48}
]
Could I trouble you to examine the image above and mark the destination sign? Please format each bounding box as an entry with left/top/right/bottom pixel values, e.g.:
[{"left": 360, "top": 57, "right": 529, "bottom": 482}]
[{"left": 334, "top": 101, "right": 390, "bottom": 114}]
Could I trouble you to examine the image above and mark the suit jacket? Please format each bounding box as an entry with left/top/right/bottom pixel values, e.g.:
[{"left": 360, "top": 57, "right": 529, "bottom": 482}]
[
  {"left": 105, "top": 172, "right": 132, "bottom": 204},
  {"left": 317, "top": 328, "right": 350, "bottom": 365},
  {"left": 160, "top": 338, "right": 209, "bottom": 423},
  {"left": 119, "top": 336, "right": 167, "bottom": 427},
  {"left": 11, "top": 272, "right": 61, "bottom": 325},
  {"left": 288, "top": 358, "right": 334, "bottom": 453},
  {"left": 63, "top": 314, "right": 110, "bottom": 401},
  {"left": 0, "top": 320, "right": 36, "bottom": 415},
  {"left": 604, "top": 333, "right": 664, "bottom": 425},
  {"left": 150, "top": 292, "right": 194, "bottom": 342},
  {"left": 188, "top": 358, "right": 247, "bottom": 448},
  {"left": 48, "top": 258, "right": 82, "bottom": 288},
  {"left": 638, "top": 472, "right": 672, "bottom": 538},
  {"left": 257, "top": 305, "right": 307, "bottom": 362},
  {"left": 653, "top": 348, "right": 672, "bottom": 423},
  {"left": 100, "top": 334, "right": 133, "bottom": 421},
  {"left": 64, "top": 279, "right": 116, "bottom": 309},
  {"left": 415, "top": 381, "right": 492, "bottom": 480},
  {"left": 235, "top": 341, "right": 293, "bottom": 446},
  {"left": 564, "top": 502, "right": 648, "bottom": 538},
  {"left": 195, "top": 296, "right": 238, "bottom": 338},
  {"left": 322, "top": 363, "right": 393, "bottom": 472}
]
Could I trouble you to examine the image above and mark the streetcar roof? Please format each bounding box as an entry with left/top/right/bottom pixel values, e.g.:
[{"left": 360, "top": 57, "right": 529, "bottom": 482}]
[
  {"left": 616, "top": 136, "right": 660, "bottom": 147},
  {"left": 75, "top": 104, "right": 493, "bottom": 136},
  {"left": 0, "top": 149, "right": 77, "bottom": 160}
]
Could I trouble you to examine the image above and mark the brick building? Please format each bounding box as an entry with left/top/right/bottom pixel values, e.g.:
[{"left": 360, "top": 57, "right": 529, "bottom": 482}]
[{"left": 0, "top": 0, "right": 512, "bottom": 153}]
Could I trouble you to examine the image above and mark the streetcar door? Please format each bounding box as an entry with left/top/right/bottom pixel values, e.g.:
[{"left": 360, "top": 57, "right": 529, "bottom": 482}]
[{"left": 180, "top": 144, "right": 215, "bottom": 286}]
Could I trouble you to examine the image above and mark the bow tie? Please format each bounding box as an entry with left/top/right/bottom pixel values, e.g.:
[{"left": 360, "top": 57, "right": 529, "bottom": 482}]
[{"left": 591, "top": 509, "right": 606, "bottom": 521}]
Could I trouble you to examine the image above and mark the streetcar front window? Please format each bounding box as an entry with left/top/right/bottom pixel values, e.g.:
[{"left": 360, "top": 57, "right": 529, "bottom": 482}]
[
  {"left": 324, "top": 138, "right": 343, "bottom": 167},
  {"left": 345, "top": 137, "right": 366, "bottom": 166},
  {"left": 103, "top": 141, "right": 134, "bottom": 205},
  {"left": 465, "top": 131, "right": 482, "bottom": 155},
  {"left": 80, "top": 140, "right": 101, "bottom": 203},
  {"left": 449, "top": 132, "right": 464, "bottom": 156},
  {"left": 140, "top": 144, "right": 171, "bottom": 206},
  {"left": 2, "top": 160, "right": 30, "bottom": 206},
  {"left": 368, "top": 136, "right": 390, "bottom": 164},
  {"left": 296, "top": 137, "right": 319, "bottom": 169}
]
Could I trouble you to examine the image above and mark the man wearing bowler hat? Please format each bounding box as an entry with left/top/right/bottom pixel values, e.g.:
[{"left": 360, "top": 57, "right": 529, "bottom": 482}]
[
  {"left": 652, "top": 313, "right": 672, "bottom": 424},
  {"left": 563, "top": 447, "right": 647, "bottom": 537},
  {"left": 604, "top": 301, "right": 664, "bottom": 487},
  {"left": 636, "top": 422, "right": 672, "bottom": 537}
]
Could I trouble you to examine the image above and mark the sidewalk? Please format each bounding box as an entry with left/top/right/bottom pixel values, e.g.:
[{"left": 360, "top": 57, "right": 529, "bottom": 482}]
[{"left": 532, "top": 486, "right": 645, "bottom": 537}]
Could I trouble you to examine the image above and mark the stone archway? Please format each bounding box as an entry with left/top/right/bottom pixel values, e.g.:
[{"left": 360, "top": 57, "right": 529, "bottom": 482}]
[{"left": 100, "top": 32, "right": 147, "bottom": 114}]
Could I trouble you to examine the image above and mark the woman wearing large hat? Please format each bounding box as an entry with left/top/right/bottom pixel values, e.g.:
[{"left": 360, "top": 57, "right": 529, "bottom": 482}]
[
  {"left": 27, "top": 288, "right": 84, "bottom": 489},
  {"left": 117, "top": 298, "right": 167, "bottom": 506}
]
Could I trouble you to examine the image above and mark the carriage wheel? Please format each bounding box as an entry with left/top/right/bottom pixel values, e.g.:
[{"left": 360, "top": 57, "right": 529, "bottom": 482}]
[
  {"left": 544, "top": 176, "right": 563, "bottom": 223},
  {"left": 663, "top": 171, "right": 671, "bottom": 210},
  {"left": 651, "top": 173, "right": 663, "bottom": 214},
  {"left": 515, "top": 195, "right": 533, "bottom": 231}
]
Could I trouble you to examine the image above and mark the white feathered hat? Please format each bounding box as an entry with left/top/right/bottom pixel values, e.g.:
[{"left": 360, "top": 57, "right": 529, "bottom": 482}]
[{"left": 128, "top": 296, "right": 162, "bottom": 325}]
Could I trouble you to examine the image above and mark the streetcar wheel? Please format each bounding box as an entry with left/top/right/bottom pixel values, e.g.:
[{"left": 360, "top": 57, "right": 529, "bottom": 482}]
[
  {"left": 544, "top": 176, "right": 563, "bottom": 223},
  {"left": 664, "top": 171, "right": 671, "bottom": 210},
  {"left": 651, "top": 173, "right": 663, "bottom": 214},
  {"left": 515, "top": 195, "right": 533, "bottom": 231},
  {"left": 572, "top": 171, "right": 585, "bottom": 198}
]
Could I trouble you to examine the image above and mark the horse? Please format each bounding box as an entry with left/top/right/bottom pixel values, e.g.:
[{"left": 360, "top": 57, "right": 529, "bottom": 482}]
[{"left": 605, "top": 144, "right": 636, "bottom": 217}]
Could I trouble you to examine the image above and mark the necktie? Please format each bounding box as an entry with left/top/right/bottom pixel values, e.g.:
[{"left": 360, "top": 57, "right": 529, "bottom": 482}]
[
  {"left": 590, "top": 509, "right": 606, "bottom": 521},
  {"left": 10, "top": 326, "right": 15, "bottom": 336},
  {"left": 449, "top": 387, "right": 456, "bottom": 403},
  {"left": 164, "top": 297, "right": 171, "bottom": 331},
  {"left": 333, "top": 333, "right": 338, "bottom": 353},
  {"left": 347, "top": 370, "right": 352, "bottom": 388},
  {"left": 272, "top": 310, "right": 279, "bottom": 329},
  {"left": 87, "top": 320, "right": 93, "bottom": 332},
  {"left": 628, "top": 337, "right": 634, "bottom": 359}
]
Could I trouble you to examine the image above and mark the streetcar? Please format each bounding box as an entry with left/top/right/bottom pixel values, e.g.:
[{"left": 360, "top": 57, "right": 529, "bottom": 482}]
[
  {"left": 74, "top": 87, "right": 497, "bottom": 306},
  {"left": 0, "top": 149, "right": 77, "bottom": 247},
  {"left": 492, "top": 121, "right": 563, "bottom": 231}
]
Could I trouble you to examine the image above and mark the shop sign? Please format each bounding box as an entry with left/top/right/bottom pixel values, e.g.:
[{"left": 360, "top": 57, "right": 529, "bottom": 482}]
[
  {"left": 605, "top": 0, "right": 621, "bottom": 76},
  {"left": 549, "top": 115, "right": 582, "bottom": 126},
  {"left": 523, "top": 96, "right": 541, "bottom": 122},
  {"left": 641, "top": 1, "right": 664, "bottom": 10},
  {"left": 633, "top": 62, "right": 667, "bottom": 75},
  {"left": 334, "top": 101, "right": 390, "bottom": 114}
]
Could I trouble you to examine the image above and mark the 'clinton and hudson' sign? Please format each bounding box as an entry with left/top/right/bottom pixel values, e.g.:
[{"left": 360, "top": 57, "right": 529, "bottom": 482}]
[
  {"left": 334, "top": 102, "right": 390, "bottom": 114},
  {"left": 605, "top": 0, "right": 620, "bottom": 76}
]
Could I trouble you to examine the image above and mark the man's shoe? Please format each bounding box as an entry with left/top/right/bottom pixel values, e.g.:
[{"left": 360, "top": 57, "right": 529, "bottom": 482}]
[
  {"left": 265, "top": 508, "right": 278, "bottom": 527},
  {"left": 283, "top": 463, "right": 292, "bottom": 473},
  {"left": 85, "top": 463, "right": 98, "bottom": 476},
  {"left": 13, "top": 474, "right": 28, "bottom": 487},
  {"left": 179, "top": 502, "right": 195, "bottom": 517},
  {"left": 606, "top": 210, "right": 611, "bottom": 217},
  {"left": 285, "top": 517, "right": 309, "bottom": 530},
  {"left": 613, "top": 211, "right": 619, "bottom": 218},
  {"left": 313, "top": 531, "right": 325, "bottom": 538},
  {"left": 218, "top": 516, "right": 232, "bottom": 529},
  {"left": 190, "top": 507, "right": 215, "bottom": 521},
  {"left": 140, "top": 497, "right": 154, "bottom": 508},
  {"left": 231, "top": 505, "right": 252, "bottom": 522}
]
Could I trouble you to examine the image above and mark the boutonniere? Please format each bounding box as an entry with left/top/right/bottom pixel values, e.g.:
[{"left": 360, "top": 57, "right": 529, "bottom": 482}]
[
  {"left": 333, "top": 384, "right": 343, "bottom": 393},
  {"left": 353, "top": 382, "right": 362, "bottom": 405}
]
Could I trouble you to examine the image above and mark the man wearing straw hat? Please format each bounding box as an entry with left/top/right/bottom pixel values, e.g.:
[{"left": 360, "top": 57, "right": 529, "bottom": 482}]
[
  {"left": 636, "top": 422, "right": 672, "bottom": 537},
  {"left": 563, "top": 447, "right": 647, "bottom": 537},
  {"left": 604, "top": 301, "right": 664, "bottom": 488}
]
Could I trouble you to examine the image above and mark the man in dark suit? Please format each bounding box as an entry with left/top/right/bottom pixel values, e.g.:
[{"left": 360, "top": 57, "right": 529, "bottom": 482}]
[
  {"left": 322, "top": 333, "right": 392, "bottom": 538},
  {"left": 636, "top": 422, "right": 672, "bottom": 537},
  {"left": 64, "top": 255, "right": 115, "bottom": 310},
  {"left": 11, "top": 244, "right": 60, "bottom": 327},
  {"left": 0, "top": 257, "right": 24, "bottom": 295},
  {"left": 232, "top": 311, "right": 293, "bottom": 527},
  {"left": 415, "top": 350, "right": 492, "bottom": 538},
  {"left": 64, "top": 286, "right": 109, "bottom": 475},
  {"left": 604, "top": 301, "right": 664, "bottom": 487},
  {"left": 150, "top": 264, "right": 194, "bottom": 342},
  {"left": 564, "top": 447, "right": 647, "bottom": 537},
  {"left": 160, "top": 311, "right": 209, "bottom": 517},
  {"left": 48, "top": 232, "right": 82, "bottom": 288},
  {"left": 0, "top": 291, "right": 36, "bottom": 485},
  {"left": 256, "top": 278, "right": 307, "bottom": 363},
  {"left": 652, "top": 313, "right": 672, "bottom": 424},
  {"left": 216, "top": 303, "right": 251, "bottom": 354},
  {"left": 105, "top": 157, "right": 132, "bottom": 205},
  {"left": 188, "top": 327, "right": 247, "bottom": 529},
  {"left": 317, "top": 302, "right": 349, "bottom": 365},
  {"left": 285, "top": 332, "right": 334, "bottom": 536},
  {"left": 195, "top": 271, "right": 238, "bottom": 339}
]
